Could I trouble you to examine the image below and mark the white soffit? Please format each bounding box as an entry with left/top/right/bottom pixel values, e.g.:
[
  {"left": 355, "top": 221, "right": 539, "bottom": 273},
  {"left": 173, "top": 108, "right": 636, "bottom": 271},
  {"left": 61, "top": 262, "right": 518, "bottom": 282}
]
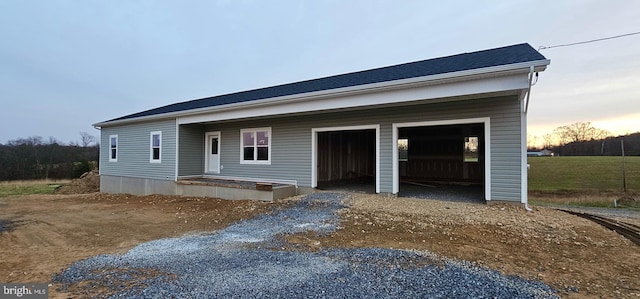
[{"left": 177, "top": 72, "right": 530, "bottom": 125}]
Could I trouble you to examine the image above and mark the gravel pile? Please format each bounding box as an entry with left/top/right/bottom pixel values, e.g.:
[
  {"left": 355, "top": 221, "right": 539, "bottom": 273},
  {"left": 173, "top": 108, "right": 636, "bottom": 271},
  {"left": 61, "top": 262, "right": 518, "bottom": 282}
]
[
  {"left": 55, "top": 170, "right": 100, "bottom": 194},
  {"left": 53, "top": 192, "right": 558, "bottom": 298}
]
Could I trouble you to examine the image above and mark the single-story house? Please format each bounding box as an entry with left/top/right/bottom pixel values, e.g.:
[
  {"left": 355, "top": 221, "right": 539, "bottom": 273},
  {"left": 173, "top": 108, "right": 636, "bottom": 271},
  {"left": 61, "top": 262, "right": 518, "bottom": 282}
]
[{"left": 94, "top": 43, "right": 550, "bottom": 206}]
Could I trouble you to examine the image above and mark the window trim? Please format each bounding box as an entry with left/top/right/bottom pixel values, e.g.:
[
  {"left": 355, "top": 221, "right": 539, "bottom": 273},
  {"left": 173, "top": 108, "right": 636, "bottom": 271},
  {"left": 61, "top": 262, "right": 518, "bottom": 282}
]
[
  {"left": 150, "top": 131, "right": 162, "bottom": 163},
  {"left": 240, "top": 127, "right": 271, "bottom": 165},
  {"left": 109, "top": 135, "right": 118, "bottom": 162}
]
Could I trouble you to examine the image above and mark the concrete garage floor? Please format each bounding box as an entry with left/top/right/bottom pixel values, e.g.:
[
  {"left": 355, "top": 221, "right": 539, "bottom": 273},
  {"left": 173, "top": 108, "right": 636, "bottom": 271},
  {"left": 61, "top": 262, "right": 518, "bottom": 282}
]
[
  {"left": 318, "top": 178, "right": 485, "bottom": 204},
  {"left": 316, "top": 177, "right": 376, "bottom": 194}
]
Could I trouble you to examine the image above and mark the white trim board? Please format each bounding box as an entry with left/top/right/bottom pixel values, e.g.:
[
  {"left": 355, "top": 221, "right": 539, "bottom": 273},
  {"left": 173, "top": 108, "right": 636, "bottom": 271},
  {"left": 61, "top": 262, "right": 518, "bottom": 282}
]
[
  {"left": 392, "top": 117, "right": 491, "bottom": 201},
  {"left": 174, "top": 123, "right": 179, "bottom": 181},
  {"left": 311, "top": 124, "right": 381, "bottom": 194},
  {"left": 177, "top": 74, "right": 527, "bottom": 126},
  {"left": 520, "top": 97, "right": 528, "bottom": 204}
]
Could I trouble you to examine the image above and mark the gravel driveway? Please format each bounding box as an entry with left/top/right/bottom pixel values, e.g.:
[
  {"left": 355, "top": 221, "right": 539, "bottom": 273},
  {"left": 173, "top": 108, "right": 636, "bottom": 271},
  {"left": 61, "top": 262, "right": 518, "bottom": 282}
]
[{"left": 54, "top": 193, "right": 558, "bottom": 298}]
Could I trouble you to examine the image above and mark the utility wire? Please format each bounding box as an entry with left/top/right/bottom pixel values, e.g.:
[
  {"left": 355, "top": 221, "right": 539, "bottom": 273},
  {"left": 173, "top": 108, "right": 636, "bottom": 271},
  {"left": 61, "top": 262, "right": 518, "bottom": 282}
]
[{"left": 538, "top": 31, "right": 640, "bottom": 50}]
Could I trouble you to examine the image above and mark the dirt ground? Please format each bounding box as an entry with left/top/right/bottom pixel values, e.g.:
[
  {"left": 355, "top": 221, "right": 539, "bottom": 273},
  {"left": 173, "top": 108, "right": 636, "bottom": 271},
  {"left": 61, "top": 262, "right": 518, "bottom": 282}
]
[
  {"left": 0, "top": 193, "right": 288, "bottom": 298},
  {"left": 1, "top": 192, "right": 640, "bottom": 298},
  {"left": 286, "top": 195, "right": 640, "bottom": 298}
]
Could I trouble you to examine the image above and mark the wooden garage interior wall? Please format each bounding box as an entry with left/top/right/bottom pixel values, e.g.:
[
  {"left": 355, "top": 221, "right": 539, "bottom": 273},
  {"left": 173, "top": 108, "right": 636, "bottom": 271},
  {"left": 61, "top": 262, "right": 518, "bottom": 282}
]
[
  {"left": 399, "top": 124, "right": 484, "bottom": 184},
  {"left": 316, "top": 130, "right": 375, "bottom": 185},
  {"left": 315, "top": 124, "right": 484, "bottom": 187}
]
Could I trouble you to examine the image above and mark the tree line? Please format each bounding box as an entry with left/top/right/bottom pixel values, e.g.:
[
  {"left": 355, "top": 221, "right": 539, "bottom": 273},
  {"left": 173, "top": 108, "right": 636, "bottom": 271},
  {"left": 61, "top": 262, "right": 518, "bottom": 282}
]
[
  {"left": 0, "top": 133, "right": 99, "bottom": 181},
  {"left": 551, "top": 133, "right": 640, "bottom": 156},
  {"left": 529, "top": 122, "right": 640, "bottom": 156}
]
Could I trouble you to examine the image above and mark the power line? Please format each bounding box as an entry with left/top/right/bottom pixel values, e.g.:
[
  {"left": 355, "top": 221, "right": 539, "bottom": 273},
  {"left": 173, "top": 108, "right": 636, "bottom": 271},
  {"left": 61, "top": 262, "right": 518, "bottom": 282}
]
[{"left": 538, "top": 31, "right": 640, "bottom": 50}]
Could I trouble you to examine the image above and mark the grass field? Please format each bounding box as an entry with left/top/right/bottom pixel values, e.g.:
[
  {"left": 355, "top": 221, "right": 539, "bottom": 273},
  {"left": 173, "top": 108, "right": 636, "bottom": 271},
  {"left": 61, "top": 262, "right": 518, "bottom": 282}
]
[
  {"left": 528, "top": 156, "right": 639, "bottom": 192},
  {"left": 0, "top": 180, "right": 68, "bottom": 198},
  {"left": 528, "top": 156, "right": 639, "bottom": 207}
]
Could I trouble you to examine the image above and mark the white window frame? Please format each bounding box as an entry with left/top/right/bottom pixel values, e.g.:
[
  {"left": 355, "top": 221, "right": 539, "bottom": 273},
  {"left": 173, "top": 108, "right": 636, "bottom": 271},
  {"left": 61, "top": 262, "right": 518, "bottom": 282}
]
[
  {"left": 240, "top": 127, "right": 271, "bottom": 165},
  {"left": 150, "top": 131, "right": 162, "bottom": 163},
  {"left": 109, "top": 135, "right": 118, "bottom": 162}
]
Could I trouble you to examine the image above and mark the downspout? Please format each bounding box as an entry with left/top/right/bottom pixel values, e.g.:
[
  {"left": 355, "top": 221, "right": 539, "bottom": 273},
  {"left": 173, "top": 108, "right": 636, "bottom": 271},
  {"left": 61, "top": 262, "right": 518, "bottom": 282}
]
[
  {"left": 522, "top": 66, "right": 535, "bottom": 212},
  {"left": 524, "top": 66, "right": 534, "bottom": 113}
]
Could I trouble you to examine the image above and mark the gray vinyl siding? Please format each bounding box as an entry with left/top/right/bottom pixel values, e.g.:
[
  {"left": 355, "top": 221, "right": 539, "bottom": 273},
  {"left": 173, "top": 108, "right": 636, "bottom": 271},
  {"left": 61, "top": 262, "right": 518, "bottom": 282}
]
[
  {"left": 102, "top": 95, "right": 523, "bottom": 201},
  {"left": 192, "top": 95, "right": 522, "bottom": 201},
  {"left": 379, "top": 123, "right": 393, "bottom": 192},
  {"left": 100, "top": 119, "right": 176, "bottom": 180},
  {"left": 202, "top": 121, "right": 313, "bottom": 184},
  {"left": 178, "top": 124, "right": 204, "bottom": 176}
]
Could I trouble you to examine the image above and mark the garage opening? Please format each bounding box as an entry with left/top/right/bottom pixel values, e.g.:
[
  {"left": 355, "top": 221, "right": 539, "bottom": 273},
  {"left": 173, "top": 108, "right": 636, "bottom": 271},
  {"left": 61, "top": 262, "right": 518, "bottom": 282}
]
[
  {"left": 397, "top": 123, "right": 485, "bottom": 202},
  {"left": 316, "top": 129, "right": 376, "bottom": 193}
]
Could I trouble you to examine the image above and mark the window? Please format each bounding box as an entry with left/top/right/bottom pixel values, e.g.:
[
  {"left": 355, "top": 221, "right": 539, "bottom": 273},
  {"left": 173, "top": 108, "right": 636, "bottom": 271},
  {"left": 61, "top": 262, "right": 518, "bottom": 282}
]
[
  {"left": 240, "top": 127, "right": 271, "bottom": 164},
  {"left": 109, "top": 135, "right": 118, "bottom": 162},
  {"left": 150, "top": 131, "right": 161, "bottom": 163},
  {"left": 398, "top": 138, "right": 409, "bottom": 162},
  {"left": 464, "top": 136, "right": 479, "bottom": 162}
]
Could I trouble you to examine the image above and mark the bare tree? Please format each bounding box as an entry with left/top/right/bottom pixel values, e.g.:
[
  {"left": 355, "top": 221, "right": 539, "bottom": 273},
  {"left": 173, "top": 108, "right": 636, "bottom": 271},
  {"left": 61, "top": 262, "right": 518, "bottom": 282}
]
[
  {"left": 8, "top": 136, "right": 43, "bottom": 146},
  {"left": 592, "top": 127, "right": 611, "bottom": 140},
  {"left": 80, "top": 132, "right": 97, "bottom": 147},
  {"left": 48, "top": 136, "right": 61, "bottom": 145},
  {"left": 554, "top": 122, "right": 611, "bottom": 145},
  {"left": 542, "top": 133, "right": 556, "bottom": 149}
]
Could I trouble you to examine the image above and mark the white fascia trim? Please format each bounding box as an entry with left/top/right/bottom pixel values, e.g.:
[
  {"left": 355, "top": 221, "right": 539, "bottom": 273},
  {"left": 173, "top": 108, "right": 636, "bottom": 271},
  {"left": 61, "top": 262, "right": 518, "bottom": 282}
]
[
  {"left": 95, "top": 60, "right": 549, "bottom": 128},
  {"left": 392, "top": 117, "right": 491, "bottom": 201},
  {"left": 311, "top": 124, "right": 380, "bottom": 193},
  {"left": 179, "top": 74, "right": 529, "bottom": 125},
  {"left": 178, "top": 60, "right": 548, "bottom": 122}
]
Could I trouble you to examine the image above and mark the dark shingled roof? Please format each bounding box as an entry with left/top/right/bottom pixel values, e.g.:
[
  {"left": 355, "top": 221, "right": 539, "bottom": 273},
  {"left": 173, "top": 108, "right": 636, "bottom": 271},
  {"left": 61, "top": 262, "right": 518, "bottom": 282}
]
[{"left": 106, "top": 43, "right": 545, "bottom": 123}]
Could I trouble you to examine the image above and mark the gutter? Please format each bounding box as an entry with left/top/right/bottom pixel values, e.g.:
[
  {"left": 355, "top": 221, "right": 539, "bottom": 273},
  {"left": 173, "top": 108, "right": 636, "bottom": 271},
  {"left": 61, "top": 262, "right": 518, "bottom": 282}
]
[{"left": 93, "top": 59, "right": 550, "bottom": 128}]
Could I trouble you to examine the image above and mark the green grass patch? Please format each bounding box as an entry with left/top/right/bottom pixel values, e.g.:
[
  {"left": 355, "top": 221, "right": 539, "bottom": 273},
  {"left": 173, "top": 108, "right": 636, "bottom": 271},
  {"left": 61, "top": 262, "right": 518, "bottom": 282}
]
[
  {"left": 530, "top": 200, "right": 615, "bottom": 208},
  {"left": 528, "top": 190, "right": 636, "bottom": 209},
  {"left": 528, "top": 156, "right": 640, "bottom": 192},
  {"left": 0, "top": 182, "right": 61, "bottom": 197}
]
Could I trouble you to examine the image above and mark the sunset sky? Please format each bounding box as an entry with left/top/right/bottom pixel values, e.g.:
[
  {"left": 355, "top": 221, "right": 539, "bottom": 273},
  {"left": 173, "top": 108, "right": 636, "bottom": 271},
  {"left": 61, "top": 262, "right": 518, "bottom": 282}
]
[{"left": 1, "top": 1, "right": 638, "bottom": 145}]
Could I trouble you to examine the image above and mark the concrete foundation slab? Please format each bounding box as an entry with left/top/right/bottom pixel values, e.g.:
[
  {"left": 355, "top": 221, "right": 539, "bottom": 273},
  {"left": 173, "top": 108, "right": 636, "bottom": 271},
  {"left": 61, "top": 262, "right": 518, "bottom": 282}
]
[{"left": 100, "top": 175, "right": 297, "bottom": 201}]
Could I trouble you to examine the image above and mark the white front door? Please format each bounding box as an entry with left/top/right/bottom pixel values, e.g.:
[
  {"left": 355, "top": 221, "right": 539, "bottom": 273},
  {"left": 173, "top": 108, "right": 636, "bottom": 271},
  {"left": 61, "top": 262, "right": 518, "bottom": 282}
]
[{"left": 206, "top": 132, "right": 220, "bottom": 173}]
